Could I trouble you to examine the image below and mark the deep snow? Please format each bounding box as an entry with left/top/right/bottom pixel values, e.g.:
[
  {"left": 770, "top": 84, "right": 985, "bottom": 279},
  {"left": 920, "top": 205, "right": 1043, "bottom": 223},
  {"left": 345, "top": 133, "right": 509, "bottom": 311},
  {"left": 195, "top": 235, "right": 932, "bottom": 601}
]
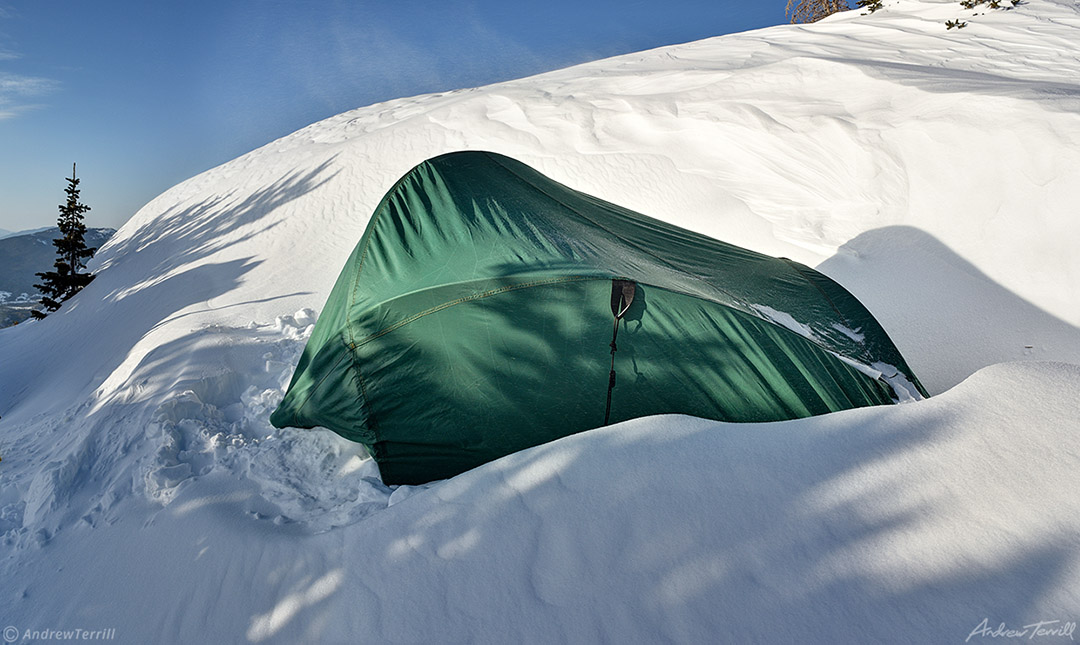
[{"left": 1, "top": 0, "right": 1079, "bottom": 642}]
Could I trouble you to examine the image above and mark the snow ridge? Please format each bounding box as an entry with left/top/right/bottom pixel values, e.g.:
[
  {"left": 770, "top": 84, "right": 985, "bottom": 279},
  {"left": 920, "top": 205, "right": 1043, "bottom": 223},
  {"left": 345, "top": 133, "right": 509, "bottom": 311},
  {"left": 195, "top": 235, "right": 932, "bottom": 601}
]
[{"left": 1, "top": 1, "right": 1079, "bottom": 642}]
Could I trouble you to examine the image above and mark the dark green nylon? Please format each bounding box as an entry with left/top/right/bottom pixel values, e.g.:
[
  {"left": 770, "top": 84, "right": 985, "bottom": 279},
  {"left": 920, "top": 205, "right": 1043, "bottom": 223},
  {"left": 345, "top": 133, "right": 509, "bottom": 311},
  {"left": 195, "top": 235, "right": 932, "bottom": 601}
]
[{"left": 271, "top": 151, "right": 926, "bottom": 484}]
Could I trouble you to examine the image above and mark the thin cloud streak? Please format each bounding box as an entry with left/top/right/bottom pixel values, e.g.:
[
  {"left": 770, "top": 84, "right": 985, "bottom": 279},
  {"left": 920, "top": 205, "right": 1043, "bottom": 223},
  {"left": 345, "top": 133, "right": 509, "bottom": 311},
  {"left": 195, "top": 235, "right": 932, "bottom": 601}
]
[
  {"left": 0, "top": 72, "right": 58, "bottom": 119},
  {"left": 1, "top": 3, "right": 57, "bottom": 120}
]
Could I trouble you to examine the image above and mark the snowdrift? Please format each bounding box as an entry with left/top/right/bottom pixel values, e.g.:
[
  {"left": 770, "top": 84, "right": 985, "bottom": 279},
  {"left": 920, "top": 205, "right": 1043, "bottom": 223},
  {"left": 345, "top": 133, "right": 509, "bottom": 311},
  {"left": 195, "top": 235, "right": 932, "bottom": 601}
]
[{"left": 1, "top": 1, "right": 1078, "bottom": 642}]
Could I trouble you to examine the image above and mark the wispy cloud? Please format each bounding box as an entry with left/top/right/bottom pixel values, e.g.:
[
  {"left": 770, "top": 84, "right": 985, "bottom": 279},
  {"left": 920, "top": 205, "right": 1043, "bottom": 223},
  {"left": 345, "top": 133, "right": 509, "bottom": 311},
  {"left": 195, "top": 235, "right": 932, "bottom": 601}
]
[
  {"left": 0, "top": 72, "right": 58, "bottom": 120},
  {"left": 0, "top": 4, "right": 16, "bottom": 60},
  {"left": 0, "top": 1, "right": 56, "bottom": 119},
  {"left": 0, "top": 3, "right": 58, "bottom": 120}
]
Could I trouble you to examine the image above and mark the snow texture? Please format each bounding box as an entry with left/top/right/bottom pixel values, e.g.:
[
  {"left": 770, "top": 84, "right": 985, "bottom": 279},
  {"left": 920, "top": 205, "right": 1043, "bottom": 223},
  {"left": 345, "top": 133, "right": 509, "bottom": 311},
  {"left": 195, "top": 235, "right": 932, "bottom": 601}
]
[{"left": 1, "top": 1, "right": 1079, "bottom": 642}]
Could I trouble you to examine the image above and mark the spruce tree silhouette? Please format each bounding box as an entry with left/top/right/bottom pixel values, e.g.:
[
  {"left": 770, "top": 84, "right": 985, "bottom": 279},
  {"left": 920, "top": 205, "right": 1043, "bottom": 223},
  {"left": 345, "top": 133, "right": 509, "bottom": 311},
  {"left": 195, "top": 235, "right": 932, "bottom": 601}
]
[{"left": 32, "top": 163, "right": 98, "bottom": 319}]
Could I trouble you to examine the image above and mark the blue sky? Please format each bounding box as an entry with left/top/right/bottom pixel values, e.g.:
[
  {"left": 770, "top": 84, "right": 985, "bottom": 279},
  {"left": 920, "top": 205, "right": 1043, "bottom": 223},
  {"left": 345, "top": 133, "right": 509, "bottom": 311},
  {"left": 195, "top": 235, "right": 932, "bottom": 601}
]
[{"left": 0, "top": 1, "right": 792, "bottom": 233}]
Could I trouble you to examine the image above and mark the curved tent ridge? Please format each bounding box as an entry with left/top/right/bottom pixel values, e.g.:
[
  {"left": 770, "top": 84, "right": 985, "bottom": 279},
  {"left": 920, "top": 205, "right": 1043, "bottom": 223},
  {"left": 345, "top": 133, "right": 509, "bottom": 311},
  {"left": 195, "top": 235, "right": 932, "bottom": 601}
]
[{"left": 271, "top": 150, "right": 927, "bottom": 485}]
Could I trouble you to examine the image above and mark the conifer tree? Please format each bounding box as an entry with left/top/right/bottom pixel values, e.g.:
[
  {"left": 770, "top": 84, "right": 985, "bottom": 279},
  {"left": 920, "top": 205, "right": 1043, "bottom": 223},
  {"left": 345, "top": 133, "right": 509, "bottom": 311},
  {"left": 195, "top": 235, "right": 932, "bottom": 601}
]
[
  {"left": 787, "top": 0, "right": 850, "bottom": 23},
  {"left": 31, "top": 163, "right": 97, "bottom": 319}
]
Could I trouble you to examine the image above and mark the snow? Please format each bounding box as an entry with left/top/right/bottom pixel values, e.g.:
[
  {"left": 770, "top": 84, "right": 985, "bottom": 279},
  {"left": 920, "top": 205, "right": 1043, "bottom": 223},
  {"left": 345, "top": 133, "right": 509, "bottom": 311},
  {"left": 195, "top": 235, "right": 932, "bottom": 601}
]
[
  {"left": 2, "top": 1, "right": 1080, "bottom": 642},
  {"left": 750, "top": 303, "right": 820, "bottom": 341}
]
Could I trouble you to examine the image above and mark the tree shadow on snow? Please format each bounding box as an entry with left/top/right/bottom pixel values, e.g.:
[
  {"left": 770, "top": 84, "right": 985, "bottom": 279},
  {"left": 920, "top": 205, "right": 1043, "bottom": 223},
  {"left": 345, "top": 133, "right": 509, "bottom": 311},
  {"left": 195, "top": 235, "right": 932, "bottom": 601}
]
[
  {"left": 316, "top": 404, "right": 1078, "bottom": 643},
  {"left": 0, "top": 161, "right": 337, "bottom": 417},
  {"left": 94, "top": 158, "right": 340, "bottom": 281}
]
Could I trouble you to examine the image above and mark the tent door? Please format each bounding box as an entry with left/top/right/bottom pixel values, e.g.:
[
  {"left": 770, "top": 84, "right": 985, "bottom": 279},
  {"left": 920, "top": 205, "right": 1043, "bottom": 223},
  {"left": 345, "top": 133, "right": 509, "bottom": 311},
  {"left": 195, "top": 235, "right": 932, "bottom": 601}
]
[{"left": 604, "top": 279, "right": 636, "bottom": 425}]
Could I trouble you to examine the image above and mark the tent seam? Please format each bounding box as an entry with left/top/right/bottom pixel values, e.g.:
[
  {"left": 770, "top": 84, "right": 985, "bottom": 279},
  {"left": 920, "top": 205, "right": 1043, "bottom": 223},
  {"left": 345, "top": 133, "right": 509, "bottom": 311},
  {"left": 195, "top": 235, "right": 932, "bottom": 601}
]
[
  {"left": 352, "top": 275, "right": 603, "bottom": 348},
  {"left": 345, "top": 163, "right": 434, "bottom": 347}
]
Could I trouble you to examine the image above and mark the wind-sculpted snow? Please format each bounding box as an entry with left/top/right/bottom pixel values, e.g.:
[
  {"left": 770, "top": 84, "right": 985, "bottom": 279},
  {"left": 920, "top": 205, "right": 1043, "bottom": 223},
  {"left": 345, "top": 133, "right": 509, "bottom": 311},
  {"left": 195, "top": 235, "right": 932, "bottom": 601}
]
[{"left": 1, "top": 1, "right": 1080, "bottom": 642}]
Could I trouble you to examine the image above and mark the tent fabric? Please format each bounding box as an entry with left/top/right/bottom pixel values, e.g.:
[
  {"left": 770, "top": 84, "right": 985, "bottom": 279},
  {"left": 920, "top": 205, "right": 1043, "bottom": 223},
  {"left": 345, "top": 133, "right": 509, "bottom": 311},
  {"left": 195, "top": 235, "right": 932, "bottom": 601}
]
[{"left": 271, "top": 151, "right": 927, "bottom": 485}]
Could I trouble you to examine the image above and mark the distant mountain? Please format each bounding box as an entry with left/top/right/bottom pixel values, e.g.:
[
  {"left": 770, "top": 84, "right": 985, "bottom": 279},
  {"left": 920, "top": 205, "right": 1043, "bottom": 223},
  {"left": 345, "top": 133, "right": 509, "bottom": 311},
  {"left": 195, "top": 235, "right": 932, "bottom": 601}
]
[
  {"left": 0, "top": 226, "right": 115, "bottom": 326},
  {"left": 0, "top": 226, "right": 50, "bottom": 241}
]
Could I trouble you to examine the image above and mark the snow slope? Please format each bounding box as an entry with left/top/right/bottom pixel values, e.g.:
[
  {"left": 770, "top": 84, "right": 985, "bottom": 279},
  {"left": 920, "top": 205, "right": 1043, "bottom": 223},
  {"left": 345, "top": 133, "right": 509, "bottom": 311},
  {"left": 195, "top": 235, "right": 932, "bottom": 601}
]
[{"left": 2, "top": 0, "right": 1079, "bottom": 642}]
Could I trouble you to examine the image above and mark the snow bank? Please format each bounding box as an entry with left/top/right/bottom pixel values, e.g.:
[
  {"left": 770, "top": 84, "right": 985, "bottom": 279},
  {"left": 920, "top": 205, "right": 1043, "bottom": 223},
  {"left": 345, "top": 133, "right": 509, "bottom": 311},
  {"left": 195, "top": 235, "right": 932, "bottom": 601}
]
[
  {"left": 1, "top": 0, "right": 1079, "bottom": 642},
  {"left": 321, "top": 361, "right": 1080, "bottom": 644},
  {"left": 5, "top": 363, "right": 1079, "bottom": 643}
]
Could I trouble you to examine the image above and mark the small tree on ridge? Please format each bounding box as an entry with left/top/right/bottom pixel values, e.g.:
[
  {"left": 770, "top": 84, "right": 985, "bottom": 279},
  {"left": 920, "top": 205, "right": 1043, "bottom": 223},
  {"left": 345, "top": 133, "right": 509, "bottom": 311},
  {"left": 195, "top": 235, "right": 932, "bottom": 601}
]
[{"left": 32, "top": 163, "right": 97, "bottom": 319}]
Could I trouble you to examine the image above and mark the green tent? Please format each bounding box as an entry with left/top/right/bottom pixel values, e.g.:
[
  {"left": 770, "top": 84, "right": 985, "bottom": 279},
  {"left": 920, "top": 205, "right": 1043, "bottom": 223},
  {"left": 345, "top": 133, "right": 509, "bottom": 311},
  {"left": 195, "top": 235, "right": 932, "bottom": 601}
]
[{"left": 271, "top": 151, "right": 927, "bottom": 484}]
